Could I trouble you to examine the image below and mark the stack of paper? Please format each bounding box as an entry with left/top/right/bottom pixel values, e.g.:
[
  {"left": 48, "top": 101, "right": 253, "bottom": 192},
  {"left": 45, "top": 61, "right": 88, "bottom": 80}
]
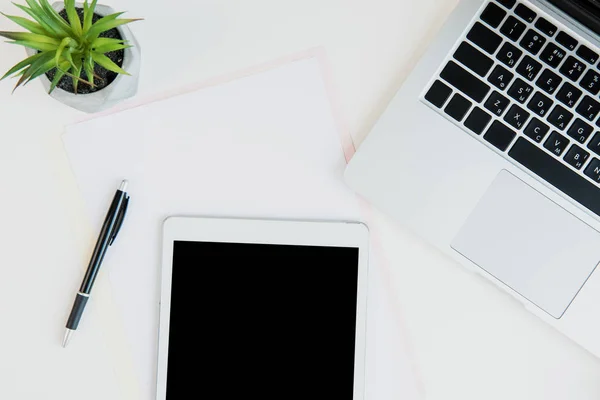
[{"left": 63, "top": 55, "right": 420, "bottom": 400}]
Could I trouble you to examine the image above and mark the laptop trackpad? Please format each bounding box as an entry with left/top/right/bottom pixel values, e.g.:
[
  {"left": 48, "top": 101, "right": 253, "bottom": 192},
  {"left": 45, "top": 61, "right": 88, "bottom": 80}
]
[{"left": 451, "top": 170, "right": 600, "bottom": 318}]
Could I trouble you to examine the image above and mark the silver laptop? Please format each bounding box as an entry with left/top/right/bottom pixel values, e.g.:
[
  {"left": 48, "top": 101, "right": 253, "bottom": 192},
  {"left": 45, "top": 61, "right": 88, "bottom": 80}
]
[{"left": 345, "top": 0, "right": 600, "bottom": 357}]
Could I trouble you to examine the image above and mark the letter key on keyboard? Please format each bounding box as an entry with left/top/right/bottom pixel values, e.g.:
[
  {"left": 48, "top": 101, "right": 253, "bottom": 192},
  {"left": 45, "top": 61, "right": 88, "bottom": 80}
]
[
  {"left": 516, "top": 56, "right": 542, "bottom": 81},
  {"left": 508, "top": 78, "right": 533, "bottom": 103},
  {"left": 564, "top": 145, "right": 590, "bottom": 170},
  {"left": 555, "top": 82, "right": 582, "bottom": 107},
  {"left": 567, "top": 118, "right": 593, "bottom": 143},
  {"left": 544, "top": 131, "right": 570, "bottom": 157},
  {"left": 575, "top": 95, "right": 600, "bottom": 121},
  {"left": 496, "top": 42, "right": 523, "bottom": 67},
  {"left": 584, "top": 158, "right": 600, "bottom": 183},
  {"left": 484, "top": 91, "right": 510, "bottom": 116}
]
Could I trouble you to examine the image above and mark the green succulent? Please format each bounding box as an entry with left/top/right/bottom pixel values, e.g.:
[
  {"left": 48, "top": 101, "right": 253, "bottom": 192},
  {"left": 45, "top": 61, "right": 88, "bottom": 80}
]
[{"left": 0, "top": 0, "right": 140, "bottom": 93}]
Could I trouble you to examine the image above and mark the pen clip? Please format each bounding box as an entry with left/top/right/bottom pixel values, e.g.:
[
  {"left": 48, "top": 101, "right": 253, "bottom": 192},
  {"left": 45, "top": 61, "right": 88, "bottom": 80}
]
[{"left": 109, "top": 195, "right": 129, "bottom": 246}]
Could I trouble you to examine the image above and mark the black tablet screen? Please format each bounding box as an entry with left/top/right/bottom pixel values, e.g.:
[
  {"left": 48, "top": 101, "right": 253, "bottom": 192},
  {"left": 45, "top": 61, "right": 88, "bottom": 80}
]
[{"left": 166, "top": 241, "right": 360, "bottom": 399}]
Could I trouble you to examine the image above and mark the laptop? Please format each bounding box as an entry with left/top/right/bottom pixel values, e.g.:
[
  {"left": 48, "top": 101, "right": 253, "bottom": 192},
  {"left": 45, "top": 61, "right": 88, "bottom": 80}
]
[{"left": 345, "top": 0, "right": 600, "bottom": 357}]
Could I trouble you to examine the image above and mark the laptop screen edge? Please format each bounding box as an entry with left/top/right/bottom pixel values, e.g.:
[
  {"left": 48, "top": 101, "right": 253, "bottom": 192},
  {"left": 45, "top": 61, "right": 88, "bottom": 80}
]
[{"left": 544, "top": 0, "right": 600, "bottom": 35}]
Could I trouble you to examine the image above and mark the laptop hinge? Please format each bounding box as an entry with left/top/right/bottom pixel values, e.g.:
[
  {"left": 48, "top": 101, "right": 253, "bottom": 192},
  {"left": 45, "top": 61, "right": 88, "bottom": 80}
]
[{"left": 545, "top": 0, "right": 600, "bottom": 35}]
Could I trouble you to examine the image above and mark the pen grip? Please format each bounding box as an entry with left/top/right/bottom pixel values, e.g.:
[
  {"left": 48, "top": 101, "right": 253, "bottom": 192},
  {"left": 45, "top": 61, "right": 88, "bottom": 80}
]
[
  {"left": 66, "top": 293, "right": 89, "bottom": 330},
  {"left": 80, "top": 190, "right": 126, "bottom": 293}
]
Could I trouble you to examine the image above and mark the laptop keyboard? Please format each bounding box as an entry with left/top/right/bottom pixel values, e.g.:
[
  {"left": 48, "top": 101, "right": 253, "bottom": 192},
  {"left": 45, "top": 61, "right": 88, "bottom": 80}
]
[{"left": 422, "top": 0, "right": 600, "bottom": 218}]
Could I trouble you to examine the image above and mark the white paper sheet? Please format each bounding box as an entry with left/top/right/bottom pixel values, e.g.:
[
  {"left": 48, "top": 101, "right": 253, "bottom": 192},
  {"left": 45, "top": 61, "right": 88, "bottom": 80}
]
[
  {"left": 63, "top": 56, "right": 420, "bottom": 400},
  {"left": 64, "top": 57, "right": 360, "bottom": 397}
]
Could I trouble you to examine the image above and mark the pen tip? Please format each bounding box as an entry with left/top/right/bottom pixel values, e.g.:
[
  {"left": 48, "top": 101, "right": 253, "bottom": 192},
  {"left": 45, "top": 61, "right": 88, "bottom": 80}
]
[
  {"left": 62, "top": 329, "right": 74, "bottom": 348},
  {"left": 119, "top": 180, "right": 128, "bottom": 192}
]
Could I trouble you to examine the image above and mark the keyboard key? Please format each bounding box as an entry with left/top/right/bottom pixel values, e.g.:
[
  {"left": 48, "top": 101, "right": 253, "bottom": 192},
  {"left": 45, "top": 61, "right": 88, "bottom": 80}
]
[
  {"left": 500, "top": 16, "right": 527, "bottom": 41},
  {"left": 504, "top": 104, "right": 530, "bottom": 129},
  {"left": 467, "top": 22, "right": 503, "bottom": 54},
  {"left": 440, "top": 61, "right": 491, "bottom": 102},
  {"left": 425, "top": 80, "right": 452, "bottom": 108},
  {"left": 556, "top": 31, "right": 578, "bottom": 51},
  {"left": 508, "top": 78, "right": 533, "bottom": 103},
  {"left": 567, "top": 118, "right": 593, "bottom": 143},
  {"left": 487, "top": 64, "right": 514, "bottom": 90},
  {"left": 535, "top": 69, "right": 562, "bottom": 94},
  {"left": 548, "top": 105, "right": 573, "bottom": 130},
  {"left": 520, "top": 29, "right": 546, "bottom": 55},
  {"left": 555, "top": 82, "right": 582, "bottom": 108},
  {"left": 484, "top": 91, "right": 510, "bottom": 116},
  {"left": 515, "top": 3, "right": 536, "bottom": 23},
  {"left": 544, "top": 131, "right": 570, "bottom": 156},
  {"left": 539, "top": 42, "right": 566, "bottom": 68},
  {"left": 453, "top": 42, "right": 494, "bottom": 77},
  {"left": 577, "top": 45, "right": 599, "bottom": 64},
  {"left": 524, "top": 118, "right": 549, "bottom": 142},
  {"left": 496, "top": 0, "right": 516, "bottom": 8},
  {"left": 584, "top": 158, "right": 600, "bottom": 183},
  {"left": 564, "top": 144, "right": 590, "bottom": 169},
  {"left": 559, "top": 56, "right": 586, "bottom": 81},
  {"left": 425, "top": 80, "right": 453, "bottom": 108},
  {"left": 579, "top": 69, "right": 600, "bottom": 95},
  {"left": 575, "top": 95, "right": 600, "bottom": 121},
  {"left": 464, "top": 107, "right": 492, "bottom": 134},
  {"left": 484, "top": 120, "right": 517, "bottom": 150},
  {"left": 509, "top": 137, "right": 600, "bottom": 217},
  {"left": 527, "top": 91, "right": 553, "bottom": 117},
  {"left": 444, "top": 93, "right": 472, "bottom": 121},
  {"left": 496, "top": 42, "right": 523, "bottom": 68},
  {"left": 516, "top": 55, "right": 542, "bottom": 81},
  {"left": 587, "top": 132, "right": 600, "bottom": 156},
  {"left": 480, "top": 2, "right": 507, "bottom": 28},
  {"left": 534, "top": 17, "right": 557, "bottom": 37}
]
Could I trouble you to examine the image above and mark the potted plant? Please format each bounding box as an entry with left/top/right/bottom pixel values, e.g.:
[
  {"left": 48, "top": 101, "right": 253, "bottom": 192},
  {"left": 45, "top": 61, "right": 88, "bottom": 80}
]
[{"left": 0, "top": 0, "right": 141, "bottom": 113}]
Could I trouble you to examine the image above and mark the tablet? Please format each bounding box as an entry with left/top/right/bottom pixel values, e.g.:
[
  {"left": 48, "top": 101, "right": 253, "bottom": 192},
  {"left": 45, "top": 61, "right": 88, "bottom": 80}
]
[{"left": 157, "top": 217, "right": 369, "bottom": 400}]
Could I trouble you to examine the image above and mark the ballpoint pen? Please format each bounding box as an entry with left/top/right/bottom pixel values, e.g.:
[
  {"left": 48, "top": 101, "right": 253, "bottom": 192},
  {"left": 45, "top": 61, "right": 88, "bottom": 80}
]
[{"left": 63, "top": 180, "right": 130, "bottom": 347}]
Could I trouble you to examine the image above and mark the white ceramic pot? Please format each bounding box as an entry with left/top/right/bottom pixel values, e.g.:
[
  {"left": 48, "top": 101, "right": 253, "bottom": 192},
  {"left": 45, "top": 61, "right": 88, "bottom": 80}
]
[{"left": 25, "top": 2, "right": 141, "bottom": 113}]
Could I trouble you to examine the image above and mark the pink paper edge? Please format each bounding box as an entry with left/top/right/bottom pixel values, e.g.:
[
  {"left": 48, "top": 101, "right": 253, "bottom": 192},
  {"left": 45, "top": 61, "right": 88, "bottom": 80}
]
[
  {"left": 67, "top": 47, "right": 423, "bottom": 398},
  {"left": 317, "top": 49, "right": 425, "bottom": 398},
  {"left": 312, "top": 48, "right": 356, "bottom": 163},
  {"left": 358, "top": 199, "right": 426, "bottom": 399},
  {"left": 69, "top": 47, "right": 357, "bottom": 161}
]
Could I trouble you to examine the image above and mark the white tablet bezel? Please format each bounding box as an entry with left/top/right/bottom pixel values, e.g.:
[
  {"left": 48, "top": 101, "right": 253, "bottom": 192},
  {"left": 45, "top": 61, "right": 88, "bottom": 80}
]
[{"left": 156, "top": 216, "right": 369, "bottom": 400}]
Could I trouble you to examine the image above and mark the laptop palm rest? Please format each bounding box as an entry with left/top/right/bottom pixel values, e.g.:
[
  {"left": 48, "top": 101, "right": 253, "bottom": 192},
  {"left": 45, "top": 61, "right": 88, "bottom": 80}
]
[{"left": 451, "top": 170, "right": 600, "bottom": 318}]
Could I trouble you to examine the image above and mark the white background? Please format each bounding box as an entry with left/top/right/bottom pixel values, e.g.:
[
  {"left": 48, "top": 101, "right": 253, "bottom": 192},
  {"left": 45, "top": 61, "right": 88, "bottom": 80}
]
[{"left": 1, "top": 0, "right": 600, "bottom": 399}]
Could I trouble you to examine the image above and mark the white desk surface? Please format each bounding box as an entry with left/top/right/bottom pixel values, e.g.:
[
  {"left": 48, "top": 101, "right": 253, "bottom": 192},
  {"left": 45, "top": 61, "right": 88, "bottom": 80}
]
[{"left": 1, "top": 0, "right": 600, "bottom": 399}]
